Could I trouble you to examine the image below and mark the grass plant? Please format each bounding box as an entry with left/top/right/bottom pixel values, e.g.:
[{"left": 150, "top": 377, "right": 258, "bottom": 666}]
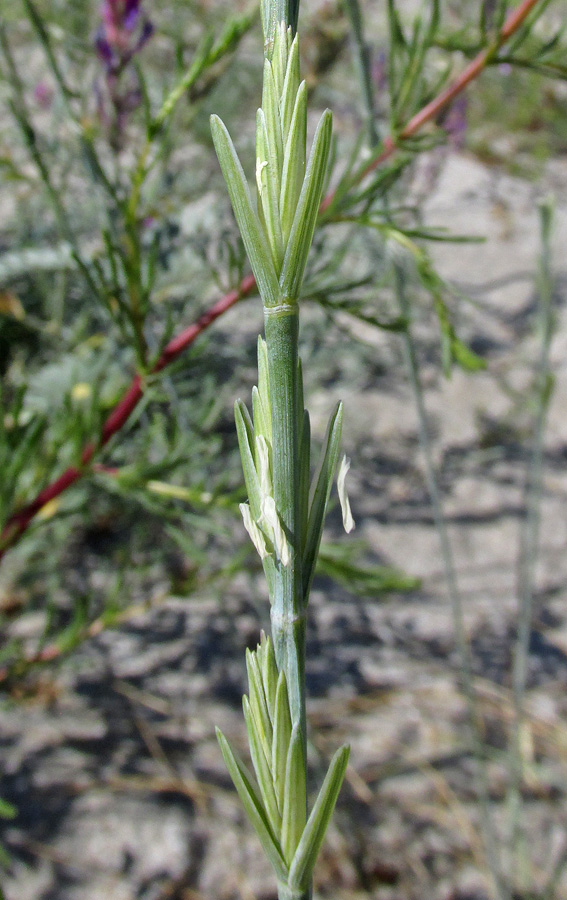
[
  {"left": 0, "top": 0, "right": 567, "bottom": 896},
  {"left": 211, "top": 8, "right": 354, "bottom": 896}
]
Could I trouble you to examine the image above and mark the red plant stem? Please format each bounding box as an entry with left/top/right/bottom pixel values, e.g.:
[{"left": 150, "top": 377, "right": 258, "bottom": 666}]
[
  {"left": 0, "top": 0, "right": 544, "bottom": 561},
  {"left": 0, "top": 594, "right": 164, "bottom": 684},
  {"left": 321, "top": 0, "right": 541, "bottom": 212},
  {"left": 0, "top": 274, "right": 255, "bottom": 558}
]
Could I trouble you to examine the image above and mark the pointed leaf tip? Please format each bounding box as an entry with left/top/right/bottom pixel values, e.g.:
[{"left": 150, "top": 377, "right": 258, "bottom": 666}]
[
  {"left": 216, "top": 728, "right": 289, "bottom": 883},
  {"left": 210, "top": 114, "right": 280, "bottom": 308},
  {"left": 302, "top": 401, "right": 343, "bottom": 601},
  {"left": 288, "top": 744, "right": 350, "bottom": 891},
  {"left": 281, "top": 725, "right": 307, "bottom": 865},
  {"left": 280, "top": 108, "right": 332, "bottom": 302}
]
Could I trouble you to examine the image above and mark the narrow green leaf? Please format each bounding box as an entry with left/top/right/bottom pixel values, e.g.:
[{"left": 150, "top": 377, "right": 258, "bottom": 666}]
[
  {"left": 208, "top": 7, "right": 256, "bottom": 64},
  {"left": 452, "top": 336, "right": 486, "bottom": 373},
  {"left": 247, "top": 648, "right": 273, "bottom": 757},
  {"left": 262, "top": 60, "right": 284, "bottom": 175},
  {"left": 272, "top": 20, "right": 288, "bottom": 97},
  {"left": 280, "top": 34, "right": 300, "bottom": 139},
  {"left": 260, "top": 0, "right": 283, "bottom": 58},
  {"left": 235, "top": 396, "right": 255, "bottom": 450},
  {"left": 296, "top": 356, "right": 304, "bottom": 427},
  {"left": 288, "top": 745, "right": 350, "bottom": 891},
  {"left": 216, "top": 728, "right": 288, "bottom": 882},
  {"left": 252, "top": 386, "right": 271, "bottom": 448},
  {"left": 317, "top": 543, "right": 421, "bottom": 596},
  {"left": 243, "top": 696, "right": 282, "bottom": 836},
  {"left": 4, "top": 414, "right": 43, "bottom": 484},
  {"left": 431, "top": 295, "right": 486, "bottom": 375},
  {"left": 428, "top": 0, "right": 440, "bottom": 41},
  {"left": 210, "top": 115, "right": 280, "bottom": 307},
  {"left": 279, "top": 109, "right": 332, "bottom": 302},
  {"left": 262, "top": 554, "right": 278, "bottom": 605},
  {"left": 299, "top": 409, "right": 311, "bottom": 552},
  {"left": 280, "top": 80, "right": 307, "bottom": 247},
  {"left": 257, "top": 109, "right": 285, "bottom": 271},
  {"left": 256, "top": 434, "right": 273, "bottom": 500},
  {"left": 286, "top": 20, "right": 293, "bottom": 52},
  {"left": 257, "top": 336, "right": 272, "bottom": 436},
  {"left": 281, "top": 725, "right": 307, "bottom": 865},
  {"left": 272, "top": 671, "right": 293, "bottom": 811},
  {"left": 261, "top": 634, "right": 279, "bottom": 720},
  {"left": 302, "top": 402, "right": 343, "bottom": 601},
  {"left": 152, "top": 32, "right": 215, "bottom": 135},
  {"left": 235, "top": 400, "right": 262, "bottom": 520},
  {"left": 388, "top": 0, "right": 407, "bottom": 49}
]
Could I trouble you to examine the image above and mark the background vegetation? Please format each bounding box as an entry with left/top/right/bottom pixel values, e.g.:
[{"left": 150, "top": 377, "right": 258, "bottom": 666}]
[{"left": 1, "top": 0, "right": 567, "bottom": 898}]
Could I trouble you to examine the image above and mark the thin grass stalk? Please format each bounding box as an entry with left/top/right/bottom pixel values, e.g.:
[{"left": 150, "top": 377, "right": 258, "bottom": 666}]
[
  {"left": 210, "top": 11, "right": 351, "bottom": 899},
  {"left": 343, "top": 0, "right": 379, "bottom": 147},
  {"left": 265, "top": 306, "right": 307, "bottom": 750},
  {"left": 393, "top": 264, "right": 509, "bottom": 900},
  {"left": 20, "top": 0, "right": 121, "bottom": 203},
  {"left": 507, "top": 199, "right": 556, "bottom": 890},
  {"left": 0, "top": 25, "right": 102, "bottom": 304},
  {"left": 352, "top": 31, "right": 503, "bottom": 888}
]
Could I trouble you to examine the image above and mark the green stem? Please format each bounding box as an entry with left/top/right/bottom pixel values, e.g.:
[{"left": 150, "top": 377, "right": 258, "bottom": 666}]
[
  {"left": 277, "top": 882, "right": 309, "bottom": 900},
  {"left": 393, "top": 265, "right": 509, "bottom": 900},
  {"left": 343, "top": 0, "right": 379, "bottom": 146},
  {"left": 264, "top": 302, "right": 309, "bottom": 900},
  {"left": 507, "top": 200, "right": 555, "bottom": 888},
  {"left": 264, "top": 304, "right": 306, "bottom": 747}
]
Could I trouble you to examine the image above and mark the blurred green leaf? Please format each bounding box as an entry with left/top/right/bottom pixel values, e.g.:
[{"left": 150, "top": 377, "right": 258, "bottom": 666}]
[{"left": 317, "top": 542, "right": 420, "bottom": 596}]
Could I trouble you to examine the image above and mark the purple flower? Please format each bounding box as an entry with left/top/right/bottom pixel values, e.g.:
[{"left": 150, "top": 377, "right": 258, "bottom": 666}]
[
  {"left": 124, "top": 0, "right": 142, "bottom": 31},
  {"left": 94, "top": 0, "right": 153, "bottom": 149},
  {"left": 95, "top": 30, "right": 114, "bottom": 68},
  {"left": 96, "top": 0, "right": 153, "bottom": 74},
  {"left": 101, "top": 0, "right": 142, "bottom": 36},
  {"left": 135, "top": 20, "right": 154, "bottom": 54}
]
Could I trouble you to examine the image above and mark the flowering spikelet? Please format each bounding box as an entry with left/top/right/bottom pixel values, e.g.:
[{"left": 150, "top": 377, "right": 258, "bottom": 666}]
[
  {"left": 216, "top": 634, "right": 349, "bottom": 890},
  {"left": 212, "top": 11, "right": 352, "bottom": 897},
  {"left": 236, "top": 338, "right": 290, "bottom": 575},
  {"left": 210, "top": 24, "right": 332, "bottom": 306}
]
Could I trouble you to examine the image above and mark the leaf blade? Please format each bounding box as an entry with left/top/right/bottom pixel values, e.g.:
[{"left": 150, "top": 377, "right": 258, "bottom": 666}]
[
  {"left": 302, "top": 401, "right": 343, "bottom": 601},
  {"left": 281, "top": 725, "right": 307, "bottom": 865},
  {"left": 216, "top": 728, "right": 288, "bottom": 883},
  {"left": 279, "top": 109, "right": 333, "bottom": 302},
  {"left": 243, "top": 696, "right": 282, "bottom": 836},
  {"left": 272, "top": 670, "right": 293, "bottom": 811},
  {"left": 235, "top": 399, "right": 261, "bottom": 519},
  {"left": 288, "top": 744, "right": 350, "bottom": 891},
  {"left": 279, "top": 80, "right": 307, "bottom": 246},
  {"left": 210, "top": 115, "right": 280, "bottom": 307}
]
